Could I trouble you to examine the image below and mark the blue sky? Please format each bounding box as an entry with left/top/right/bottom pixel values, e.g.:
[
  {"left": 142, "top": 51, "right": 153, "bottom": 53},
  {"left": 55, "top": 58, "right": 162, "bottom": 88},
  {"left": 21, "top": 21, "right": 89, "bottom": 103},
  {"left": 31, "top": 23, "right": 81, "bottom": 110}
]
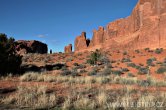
[{"left": 0, "top": 0, "right": 138, "bottom": 52}]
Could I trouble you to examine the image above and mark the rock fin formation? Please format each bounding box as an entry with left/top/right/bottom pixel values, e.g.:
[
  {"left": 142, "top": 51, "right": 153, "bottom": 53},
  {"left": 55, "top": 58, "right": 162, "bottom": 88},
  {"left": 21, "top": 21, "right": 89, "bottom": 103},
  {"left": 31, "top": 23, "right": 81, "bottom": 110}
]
[
  {"left": 65, "top": 0, "right": 166, "bottom": 52},
  {"left": 64, "top": 44, "right": 72, "bottom": 53}
]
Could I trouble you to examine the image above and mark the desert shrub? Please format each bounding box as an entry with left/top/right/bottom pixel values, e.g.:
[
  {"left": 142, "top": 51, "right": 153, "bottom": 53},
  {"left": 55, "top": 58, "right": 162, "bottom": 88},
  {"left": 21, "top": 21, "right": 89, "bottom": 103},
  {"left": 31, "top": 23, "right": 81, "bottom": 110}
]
[
  {"left": 88, "top": 68, "right": 97, "bottom": 76},
  {"left": 61, "top": 66, "right": 68, "bottom": 71},
  {"left": 128, "top": 73, "right": 135, "bottom": 77},
  {"left": 0, "top": 33, "right": 22, "bottom": 75},
  {"left": 155, "top": 48, "right": 163, "bottom": 54},
  {"left": 101, "top": 77, "right": 110, "bottom": 84},
  {"left": 106, "top": 64, "right": 113, "bottom": 68},
  {"left": 79, "top": 64, "right": 86, "bottom": 68},
  {"left": 156, "top": 61, "right": 162, "bottom": 65},
  {"left": 74, "top": 64, "right": 86, "bottom": 70},
  {"left": 138, "top": 80, "right": 150, "bottom": 87},
  {"left": 53, "top": 66, "right": 61, "bottom": 70},
  {"left": 87, "top": 50, "right": 101, "bottom": 65},
  {"left": 156, "top": 67, "right": 166, "bottom": 74},
  {"left": 87, "top": 50, "right": 110, "bottom": 65},
  {"left": 61, "top": 69, "right": 71, "bottom": 76},
  {"left": 138, "top": 67, "right": 149, "bottom": 75},
  {"left": 123, "top": 51, "right": 128, "bottom": 55},
  {"left": 135, "top": 65, "right": 141, "bottom": 70},
  {"left": 20, "top": 72, "right": 40, "bottom": 81},
  {"left": 121, "top": 58, "right": 131, "bottom": 63},
  {"left": 144, "top": 48, "right": 150, "bottom": 51},
  {"left": 71, "top": 69, "right": 79, "bottom": 77},
  {"left": 112, "top": 70, "right": 123, "bottom": 76},
  {"left": 139, "top": 63, "right": 144, "bottom": 66},
  {"left": 101, "top": 68, "right": 112, "bottom": 76},
  {"left": 161, "top": 63, "right": 166, "bottom": 66},
  {"left": 135, "top": 49, "right": 140, "bottom": 53},
  {"left": 146, "top": 58, "right": 155, "bottom": 66},
  {"left": 10, "top": 85, "right": 56, "bottom": 109},
  {"left": 110, "top": 60, "right": 116, "bottom": 63},
  {"left": 66, "top": 57, "right": 73, "bottom": 62},
  {"left": 151, "top": 57, "right": 157, "bottom": 61},
  {"left": 121, "top": 68, "right": 129, "bottom": 72},
  {"left": 73, "top": 63, "right": 79, "bottom": 66},
  {"left": 98, "top": 55, "right": 110, "bottom": 65},
  {"left": 127, "top": 63, "right": 136, "bottom": 68}
]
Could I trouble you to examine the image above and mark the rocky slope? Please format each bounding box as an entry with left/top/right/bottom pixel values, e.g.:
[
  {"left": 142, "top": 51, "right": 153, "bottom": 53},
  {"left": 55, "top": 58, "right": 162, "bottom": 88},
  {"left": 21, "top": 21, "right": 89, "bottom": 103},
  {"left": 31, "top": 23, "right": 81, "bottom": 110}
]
[{"left": 66, "top": 0, "right": 166, "bottom": 52}]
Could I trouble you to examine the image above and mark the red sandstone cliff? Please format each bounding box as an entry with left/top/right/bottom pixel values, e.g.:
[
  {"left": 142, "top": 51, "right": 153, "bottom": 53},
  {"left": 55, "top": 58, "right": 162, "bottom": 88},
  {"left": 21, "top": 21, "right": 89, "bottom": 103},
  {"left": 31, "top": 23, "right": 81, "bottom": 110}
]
[{"left": 72, "top": 0, "right": 166, "bottom": 52}]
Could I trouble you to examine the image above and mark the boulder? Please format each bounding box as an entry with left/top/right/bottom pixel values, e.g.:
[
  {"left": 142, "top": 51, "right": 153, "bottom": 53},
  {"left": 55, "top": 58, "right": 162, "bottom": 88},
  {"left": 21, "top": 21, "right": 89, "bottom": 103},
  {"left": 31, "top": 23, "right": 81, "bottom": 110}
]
[{"left": 16, "top": 40, "right": 48, "bottom": 55}]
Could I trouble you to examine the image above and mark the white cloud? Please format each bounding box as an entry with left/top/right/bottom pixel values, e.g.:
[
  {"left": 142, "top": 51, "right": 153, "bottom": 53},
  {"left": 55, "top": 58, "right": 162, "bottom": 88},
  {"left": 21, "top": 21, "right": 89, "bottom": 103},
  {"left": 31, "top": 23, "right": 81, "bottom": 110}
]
[{"left": 37, "top": 34, "right": 48, "bottom": 38}]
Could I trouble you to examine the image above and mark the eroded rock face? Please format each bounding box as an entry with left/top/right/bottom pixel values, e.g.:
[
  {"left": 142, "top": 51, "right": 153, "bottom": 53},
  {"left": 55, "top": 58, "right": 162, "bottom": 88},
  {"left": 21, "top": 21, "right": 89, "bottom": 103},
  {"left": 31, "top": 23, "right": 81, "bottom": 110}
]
[
  {"left": 89, "top": 26, "right": 105, "bottom": 47},
  {"left": 64, "top": 44, "right": 72, "bottom": 53},
  {"left": 72, "top": 0, "right": 166, "bottom": 52},
  {"left": 74, "top": 32, "right": 89, "bottom": 51},
  {"left": 16, "top": 40, "right": 48, "bottom": 54}
]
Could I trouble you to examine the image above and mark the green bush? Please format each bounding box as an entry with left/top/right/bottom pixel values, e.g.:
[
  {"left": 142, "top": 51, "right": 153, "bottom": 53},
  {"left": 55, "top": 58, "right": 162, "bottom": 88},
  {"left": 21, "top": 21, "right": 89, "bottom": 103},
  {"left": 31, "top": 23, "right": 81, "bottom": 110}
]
[
  {"left": 127, "top": 63, "right": 136, "bottom": 68},
  {"left": 61, "top": 69, "right": 71, "bottom": 76},
  {"left": 128, "top": 73, "right": 135, "bottom": 77},
  {"left": 155, "top": 48, "right": 163, "bottom": 54},
  {"left": 73, "top": 63, "right": 79, "bottom": 66},
  {"left": 0, "top": 33, "right": 22, "bottom": 75},
  {"left": 144, "top": 48, "right": 150, "bottom": 51},
  {"left": 53, "top": 66, "right": 61, "bottom": 70},
  {"left": 156, "top": 67, "right": 166, "bottom": 74},
  {"left": 135, "top": 49, "right": 140, "bottom": 53},
  {"left": 146, "top": 58, "right": 155, "bottom": 66},
  {"left": 87, "top": 50, "right": 110, "bottom": 65},
  {"left": 87, "top": 50, "right": 101, "bottom": 65},
  {"left": 138, "top": 67, "right": 149, "bottom": 75},
  {"left": 135, "top": 65, "right": 141, "bottom": 70},
  {"left": 101, "top": 68, "right": 112, "bottom": 76},
  {"left": 123, "top": 51, "right": 128, "bottom": 55},
  {"left": 112, "top": 70, "right": 123, "bottom": 76},
  {"left": 161, "top": 63, "right": 166, "bottom": 67},
  {"left": 121, "top": 68, "right": 129, "bottom": 72},
  {"left": 88, "top": 68, "right": 98, "bottom": 76},
  {"left": 98, "top": 55, "right": 110, "bottom": 65},
  {"left": 121, "top": 58, "right": 131, "bottom": 63}
]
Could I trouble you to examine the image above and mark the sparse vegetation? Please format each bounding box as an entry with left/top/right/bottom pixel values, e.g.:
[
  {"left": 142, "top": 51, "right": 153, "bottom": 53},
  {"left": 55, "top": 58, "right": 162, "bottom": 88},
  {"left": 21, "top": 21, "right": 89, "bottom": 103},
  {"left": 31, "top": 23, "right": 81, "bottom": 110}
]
[
  {"left": 123, "top": 51, "right": 128, "bottom": 55},
  {"left": 156, "top": 67, "right": 166, "bottom": 74},
  {"left": 87, "top": 50, "right": 110, "bottom": 66},
  {"left": 2, "top": 85, "right": 57, "bottom": 109},
  {"left": 138, "top": 67, "right": 149, "bottom": 75},
  {"left": 127, "top": 63, "right": 136, "bottom": 68},
  {"left": 155, "top": 48, "right": 163, "bottom": 54},
  {"left": 112, "top": 70, "right": 123, "bottom": 76},
  {"left": 2, "top": 39, "right": 166, "bottom": 110},
  {"left": 121, "top": 58, "right": 131, "bottom": 63},
  {"left": 101, "top": 67, "right": 112, "bottom": 76},
  {"left": 135, "top": 49, "right": 140, "bottom": 53},
  {"left": 128, "top": 72, "right": 135, "bottom": 77},
  {"left": 20, "top": 72, "right": 40, "bottom": 81},
  {"left": 87, "top": 50, "right": 102, "bottom": 65},
  {"left": 146, "top": 58, "right": 155, "bottom": 66},
  {"left": 88, "top": 67, "right": 98, "bottom": 76}
]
